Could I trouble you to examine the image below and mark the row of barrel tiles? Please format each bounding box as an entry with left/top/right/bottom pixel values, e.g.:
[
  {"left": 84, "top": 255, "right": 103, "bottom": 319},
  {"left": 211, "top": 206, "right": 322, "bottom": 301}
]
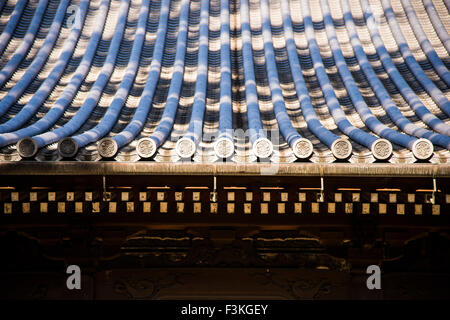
[{"left": 0, "top": 190, "right": 447, "bottom": 215}]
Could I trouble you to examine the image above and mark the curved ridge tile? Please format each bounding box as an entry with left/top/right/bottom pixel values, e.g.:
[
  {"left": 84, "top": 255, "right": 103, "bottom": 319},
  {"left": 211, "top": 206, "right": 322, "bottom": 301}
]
[
  {"left": 0, "top": 0, "right": 49, "bottom": 89},
  {"left": 0, "top": 0, "right": 27, "bottom": 56},
  {"left": 0, "top": 0, "right": 91, "bottom": 146},
  {"left": 28, "top": 0, "right": 129, "bottom": 152},
  {"left": 142, "top": 0, "right": 189, "bottom": 155},
  {"left": 302, "top": 0, "right": 377, "bottom": 158},
  {"left": 240, "top": 0, "right": 267, "bottom": 146},
  {"left": 380, "top": 0, "right": 450, "bottom": 113},
  {"left": 0, "top": 0, "right": 447, "bottom": 163},
  {"left": 423, "top": 0, "right": 450, "bottom": 55},
  {"left": 0, "top": 0, "right": 70, "bottom": 120},
  {"left": 176, "top": 0, "right": 209, "bottom": 159},
  {"left": 63, "top": 0, "right": 150, "bottom": 158},
  {"left": 342, "top": 0, "right": 450, "bottom": 150},
  {"left": 4, "top": 0, "right": 109, "bottom": 155},
  {"left": 321, "top": 0, "right": 413, "bottom": 159},
  {"left": 259, "top": 0, "right": 312, "bottom": 160},
  {"left": 360, "top": 0, "right": 450, "bottom": 133},
  {"left": 399, "top": 0, "right": 450, "bottom": 87},
  {"left": 281, "top": 0, "right": 341, "bottom": 159},
  {"left": 444, "top": 0, "right": 450, "bottom": 13},
  {"left": 215, "top": 0, "right": 234, "bottom": 159},
  {"left": 112, "top": 0, "right": 170, "bottom": 155}
]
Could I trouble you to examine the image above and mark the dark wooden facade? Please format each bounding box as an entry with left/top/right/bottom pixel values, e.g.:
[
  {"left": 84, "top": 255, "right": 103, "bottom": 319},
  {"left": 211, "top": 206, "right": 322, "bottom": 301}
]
[{"left": 0, "top": 162, "right": 449, "bottom": 299}]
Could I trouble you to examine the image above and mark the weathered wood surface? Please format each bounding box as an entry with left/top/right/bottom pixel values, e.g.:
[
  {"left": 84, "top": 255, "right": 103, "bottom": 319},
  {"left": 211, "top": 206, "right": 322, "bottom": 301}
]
[{"left": 1, "top": 162, "right": 449, "bottom": 177}]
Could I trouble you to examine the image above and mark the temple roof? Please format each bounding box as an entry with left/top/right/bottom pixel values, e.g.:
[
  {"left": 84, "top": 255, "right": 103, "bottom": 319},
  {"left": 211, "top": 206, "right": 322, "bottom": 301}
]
[{"left": 0, "top": 0, "right": 449, "bottom": 164}]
